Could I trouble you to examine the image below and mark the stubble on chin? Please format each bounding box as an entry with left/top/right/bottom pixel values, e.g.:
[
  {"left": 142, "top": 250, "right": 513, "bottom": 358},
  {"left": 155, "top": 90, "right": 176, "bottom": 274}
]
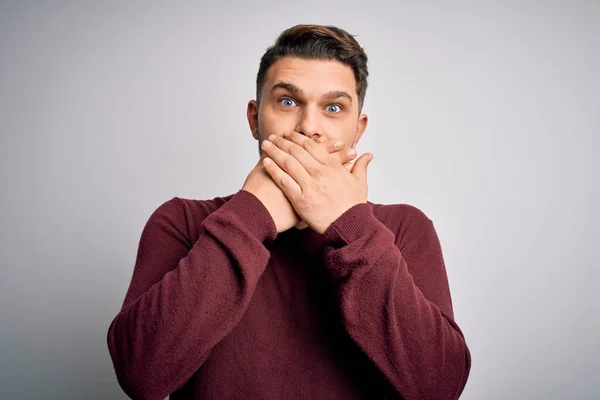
[{"left": 256, "top": 127, "right": 264, "bottom": 158}]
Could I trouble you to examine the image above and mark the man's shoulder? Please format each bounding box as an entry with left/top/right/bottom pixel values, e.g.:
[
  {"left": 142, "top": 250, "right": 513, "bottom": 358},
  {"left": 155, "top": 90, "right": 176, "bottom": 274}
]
[
  {"left": 368, "top": 200, "right": 434, "bottom": 247},
  {"left": 369, "top": 200, "right": 432, "bottom": 226},
  {"left": 146, "top": 193, "right": 237, "bottom": 239},
  {"left": 171, "top": 193, "right": 236, "bottom": 218}
]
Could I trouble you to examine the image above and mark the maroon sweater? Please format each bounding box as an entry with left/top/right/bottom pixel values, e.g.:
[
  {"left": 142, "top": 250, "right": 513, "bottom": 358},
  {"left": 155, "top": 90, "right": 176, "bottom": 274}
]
[{"left": 107, "top": 190, "right": 471, "bottom": 399}]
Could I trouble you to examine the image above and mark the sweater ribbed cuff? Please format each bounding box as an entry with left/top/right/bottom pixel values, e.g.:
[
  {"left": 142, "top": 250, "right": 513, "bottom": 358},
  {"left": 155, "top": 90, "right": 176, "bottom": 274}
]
[
  {"left": 220, "top": 190, "right": 278, "bottom": 243},
  {"left": 322, "top": 202, "right": 377, "bottom": 247}
]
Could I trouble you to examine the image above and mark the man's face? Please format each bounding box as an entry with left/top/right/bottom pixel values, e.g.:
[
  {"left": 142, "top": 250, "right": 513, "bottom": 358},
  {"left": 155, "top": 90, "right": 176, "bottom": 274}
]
[{"left": 247, "top": 57, "right": 368, "bottom": 157}]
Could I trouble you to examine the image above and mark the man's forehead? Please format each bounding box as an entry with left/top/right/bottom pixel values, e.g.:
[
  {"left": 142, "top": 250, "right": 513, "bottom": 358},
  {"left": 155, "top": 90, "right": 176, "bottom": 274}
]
[{"left": 265, "top": 57, "right": 357, "bottom": 97}]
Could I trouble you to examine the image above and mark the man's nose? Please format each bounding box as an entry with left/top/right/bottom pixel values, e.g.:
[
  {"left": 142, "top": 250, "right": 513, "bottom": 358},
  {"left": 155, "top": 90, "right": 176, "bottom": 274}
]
[{"left": 295, "top": 106, "right": 322, "bottom": 142}]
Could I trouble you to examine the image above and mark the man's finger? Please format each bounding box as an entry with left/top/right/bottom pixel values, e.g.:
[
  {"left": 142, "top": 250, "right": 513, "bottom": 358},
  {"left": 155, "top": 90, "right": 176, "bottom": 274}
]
[
  {"left": 321, "top": 140, "right": 357, "bottom": 165},
  {"left": 268, "top": 135, "right": 324, "bottom": 177},
  {"left": 262, "top": 138, "right": 314, "bottom": 186},
  {"left": 351, "top": 153, "right": 373, "bottom": 181},
  {"left": 322, "top": 139, "right": 344, "bottom": 153},
  {"left": 284, "top": 133, "right": 356, "bottom": 167},
  {"left": 262, "top": 157, "right": 302, "bottom": 198},
  {"left": 340, "top": 147, "right": 357, "bottom": 164},
  {"left": 282, "top": 131, "right": 329, "bottom": 164}
]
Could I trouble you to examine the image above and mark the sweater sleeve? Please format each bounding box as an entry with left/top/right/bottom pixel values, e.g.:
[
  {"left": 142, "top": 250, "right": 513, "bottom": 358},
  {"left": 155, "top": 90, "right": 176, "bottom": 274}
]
[
  {"left": 107, "top": 190, "right": 277, "bottom": 400},
  {"left": 321, "top": 203, "right": 471, "bottom": 400}
]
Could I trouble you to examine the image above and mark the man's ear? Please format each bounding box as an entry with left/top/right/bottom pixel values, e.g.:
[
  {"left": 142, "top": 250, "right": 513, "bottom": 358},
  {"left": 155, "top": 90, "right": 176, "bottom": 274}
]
[
  {"left": 247, "top": 100, "right": 260, "bottom": 140},
  {"left": 352, "top": 113, "right": 369, "bottom": 147}
]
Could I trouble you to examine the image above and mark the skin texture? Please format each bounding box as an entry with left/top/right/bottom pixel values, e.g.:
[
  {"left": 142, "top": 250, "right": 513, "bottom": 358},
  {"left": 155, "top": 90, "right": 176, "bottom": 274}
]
[{"left": 243, "top": 57, "right": 373, "bottom": 234}]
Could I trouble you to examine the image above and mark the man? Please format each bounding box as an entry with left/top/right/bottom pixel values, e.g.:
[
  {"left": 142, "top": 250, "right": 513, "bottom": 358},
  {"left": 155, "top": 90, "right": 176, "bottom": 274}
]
[{"left": 107, "top": 24, "right": 471, "bottom": 400}]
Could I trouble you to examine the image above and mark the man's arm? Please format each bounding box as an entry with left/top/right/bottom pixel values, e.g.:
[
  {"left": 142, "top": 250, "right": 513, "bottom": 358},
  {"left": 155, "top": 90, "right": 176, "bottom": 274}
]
[
  {"left": 320, "top": 203, "right": 471, "bottom": 400},
  {"left": 107, "top": 191, "right": 276, "bottom": 400},
  {"left": 258, "top": 131, "right": 470, "bottom": 397}
]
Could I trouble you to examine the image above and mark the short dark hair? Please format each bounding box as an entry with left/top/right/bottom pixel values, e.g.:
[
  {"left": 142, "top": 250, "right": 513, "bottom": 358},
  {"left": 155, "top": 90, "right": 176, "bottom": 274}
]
[{"left": 256, "top": 24, "right": 369, "bottom": 110}]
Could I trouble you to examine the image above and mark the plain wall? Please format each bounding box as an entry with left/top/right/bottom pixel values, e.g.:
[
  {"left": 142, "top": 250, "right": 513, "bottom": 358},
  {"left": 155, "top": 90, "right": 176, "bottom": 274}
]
[{"left": 1, "top": 1, "right": 598, "bottom": 399}]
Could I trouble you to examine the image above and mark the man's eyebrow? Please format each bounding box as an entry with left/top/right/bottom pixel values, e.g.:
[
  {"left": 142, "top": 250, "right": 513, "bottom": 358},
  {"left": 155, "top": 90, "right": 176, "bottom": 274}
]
[
  {"left": 323, "top": 90, "right": 353, "bottom": 103},
  {"left": 270, "top": 82, "right": 303, "bottom": 94}
]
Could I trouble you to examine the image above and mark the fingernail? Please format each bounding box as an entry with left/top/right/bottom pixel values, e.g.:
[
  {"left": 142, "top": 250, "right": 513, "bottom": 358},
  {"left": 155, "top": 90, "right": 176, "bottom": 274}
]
[
  {"left": 334, "top": 140, "right": 343, "bottom": 148},
  {"left": 268, "top": 134, "right": 277, "bottom": 141},
  {"left": 347, "top": 148, "right": 356, "bottom": 156}
]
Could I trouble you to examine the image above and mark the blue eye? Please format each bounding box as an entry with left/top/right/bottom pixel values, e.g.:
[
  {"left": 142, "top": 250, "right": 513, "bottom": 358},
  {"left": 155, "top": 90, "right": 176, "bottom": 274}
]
[
  {"left": 327, "top": 104, "right": 342, "bottom": 113},
  {"left": 279, "top": 98, "right": 297, "bottom": 107}
]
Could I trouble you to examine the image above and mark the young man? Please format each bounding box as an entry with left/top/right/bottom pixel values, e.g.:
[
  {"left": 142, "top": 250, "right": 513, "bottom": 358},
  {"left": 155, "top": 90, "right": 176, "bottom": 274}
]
[{"left": 107, "top": 25, "right": 471, "bottom": 400}]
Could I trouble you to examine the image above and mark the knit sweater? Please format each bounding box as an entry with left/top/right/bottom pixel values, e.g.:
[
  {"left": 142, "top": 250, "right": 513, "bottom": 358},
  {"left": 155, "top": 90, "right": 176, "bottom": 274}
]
[{"left": 107, "top": 190, "right": 471, "bottom": 399}]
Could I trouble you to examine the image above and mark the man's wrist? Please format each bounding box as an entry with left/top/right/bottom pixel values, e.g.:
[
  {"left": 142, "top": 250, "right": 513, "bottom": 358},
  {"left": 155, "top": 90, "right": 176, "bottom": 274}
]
[
  {"left": 225, "top": 190, "right": 278, "bottom": 242},
  {"left": 321, "top": 202, "right": 376, "bottom": 247}
]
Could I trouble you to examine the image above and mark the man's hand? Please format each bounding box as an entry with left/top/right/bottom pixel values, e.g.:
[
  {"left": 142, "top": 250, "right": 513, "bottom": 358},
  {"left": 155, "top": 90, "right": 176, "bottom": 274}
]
[
  {"left": 260, "top": 131, "right": 373, "bottom": 235},
  {"left": 242, "top": 134, "right": 358, "bottom": 233}
]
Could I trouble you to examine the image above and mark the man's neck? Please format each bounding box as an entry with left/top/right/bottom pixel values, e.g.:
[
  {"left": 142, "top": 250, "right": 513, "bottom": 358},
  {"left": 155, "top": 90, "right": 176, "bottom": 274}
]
[{"left": 295, "top": 221, "right": 309, "bottom": 230}]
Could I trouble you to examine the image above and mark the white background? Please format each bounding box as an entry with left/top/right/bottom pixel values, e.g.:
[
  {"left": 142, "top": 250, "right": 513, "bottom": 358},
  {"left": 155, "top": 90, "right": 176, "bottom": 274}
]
[{"left": 1, "top": 1, "right": 598, "bottom": 398}]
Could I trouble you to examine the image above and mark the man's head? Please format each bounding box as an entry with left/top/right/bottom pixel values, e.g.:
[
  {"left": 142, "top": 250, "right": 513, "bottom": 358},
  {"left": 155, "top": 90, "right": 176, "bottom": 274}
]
[{"left": 247, "top": 25, "right": 369, "bottom": 156}]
